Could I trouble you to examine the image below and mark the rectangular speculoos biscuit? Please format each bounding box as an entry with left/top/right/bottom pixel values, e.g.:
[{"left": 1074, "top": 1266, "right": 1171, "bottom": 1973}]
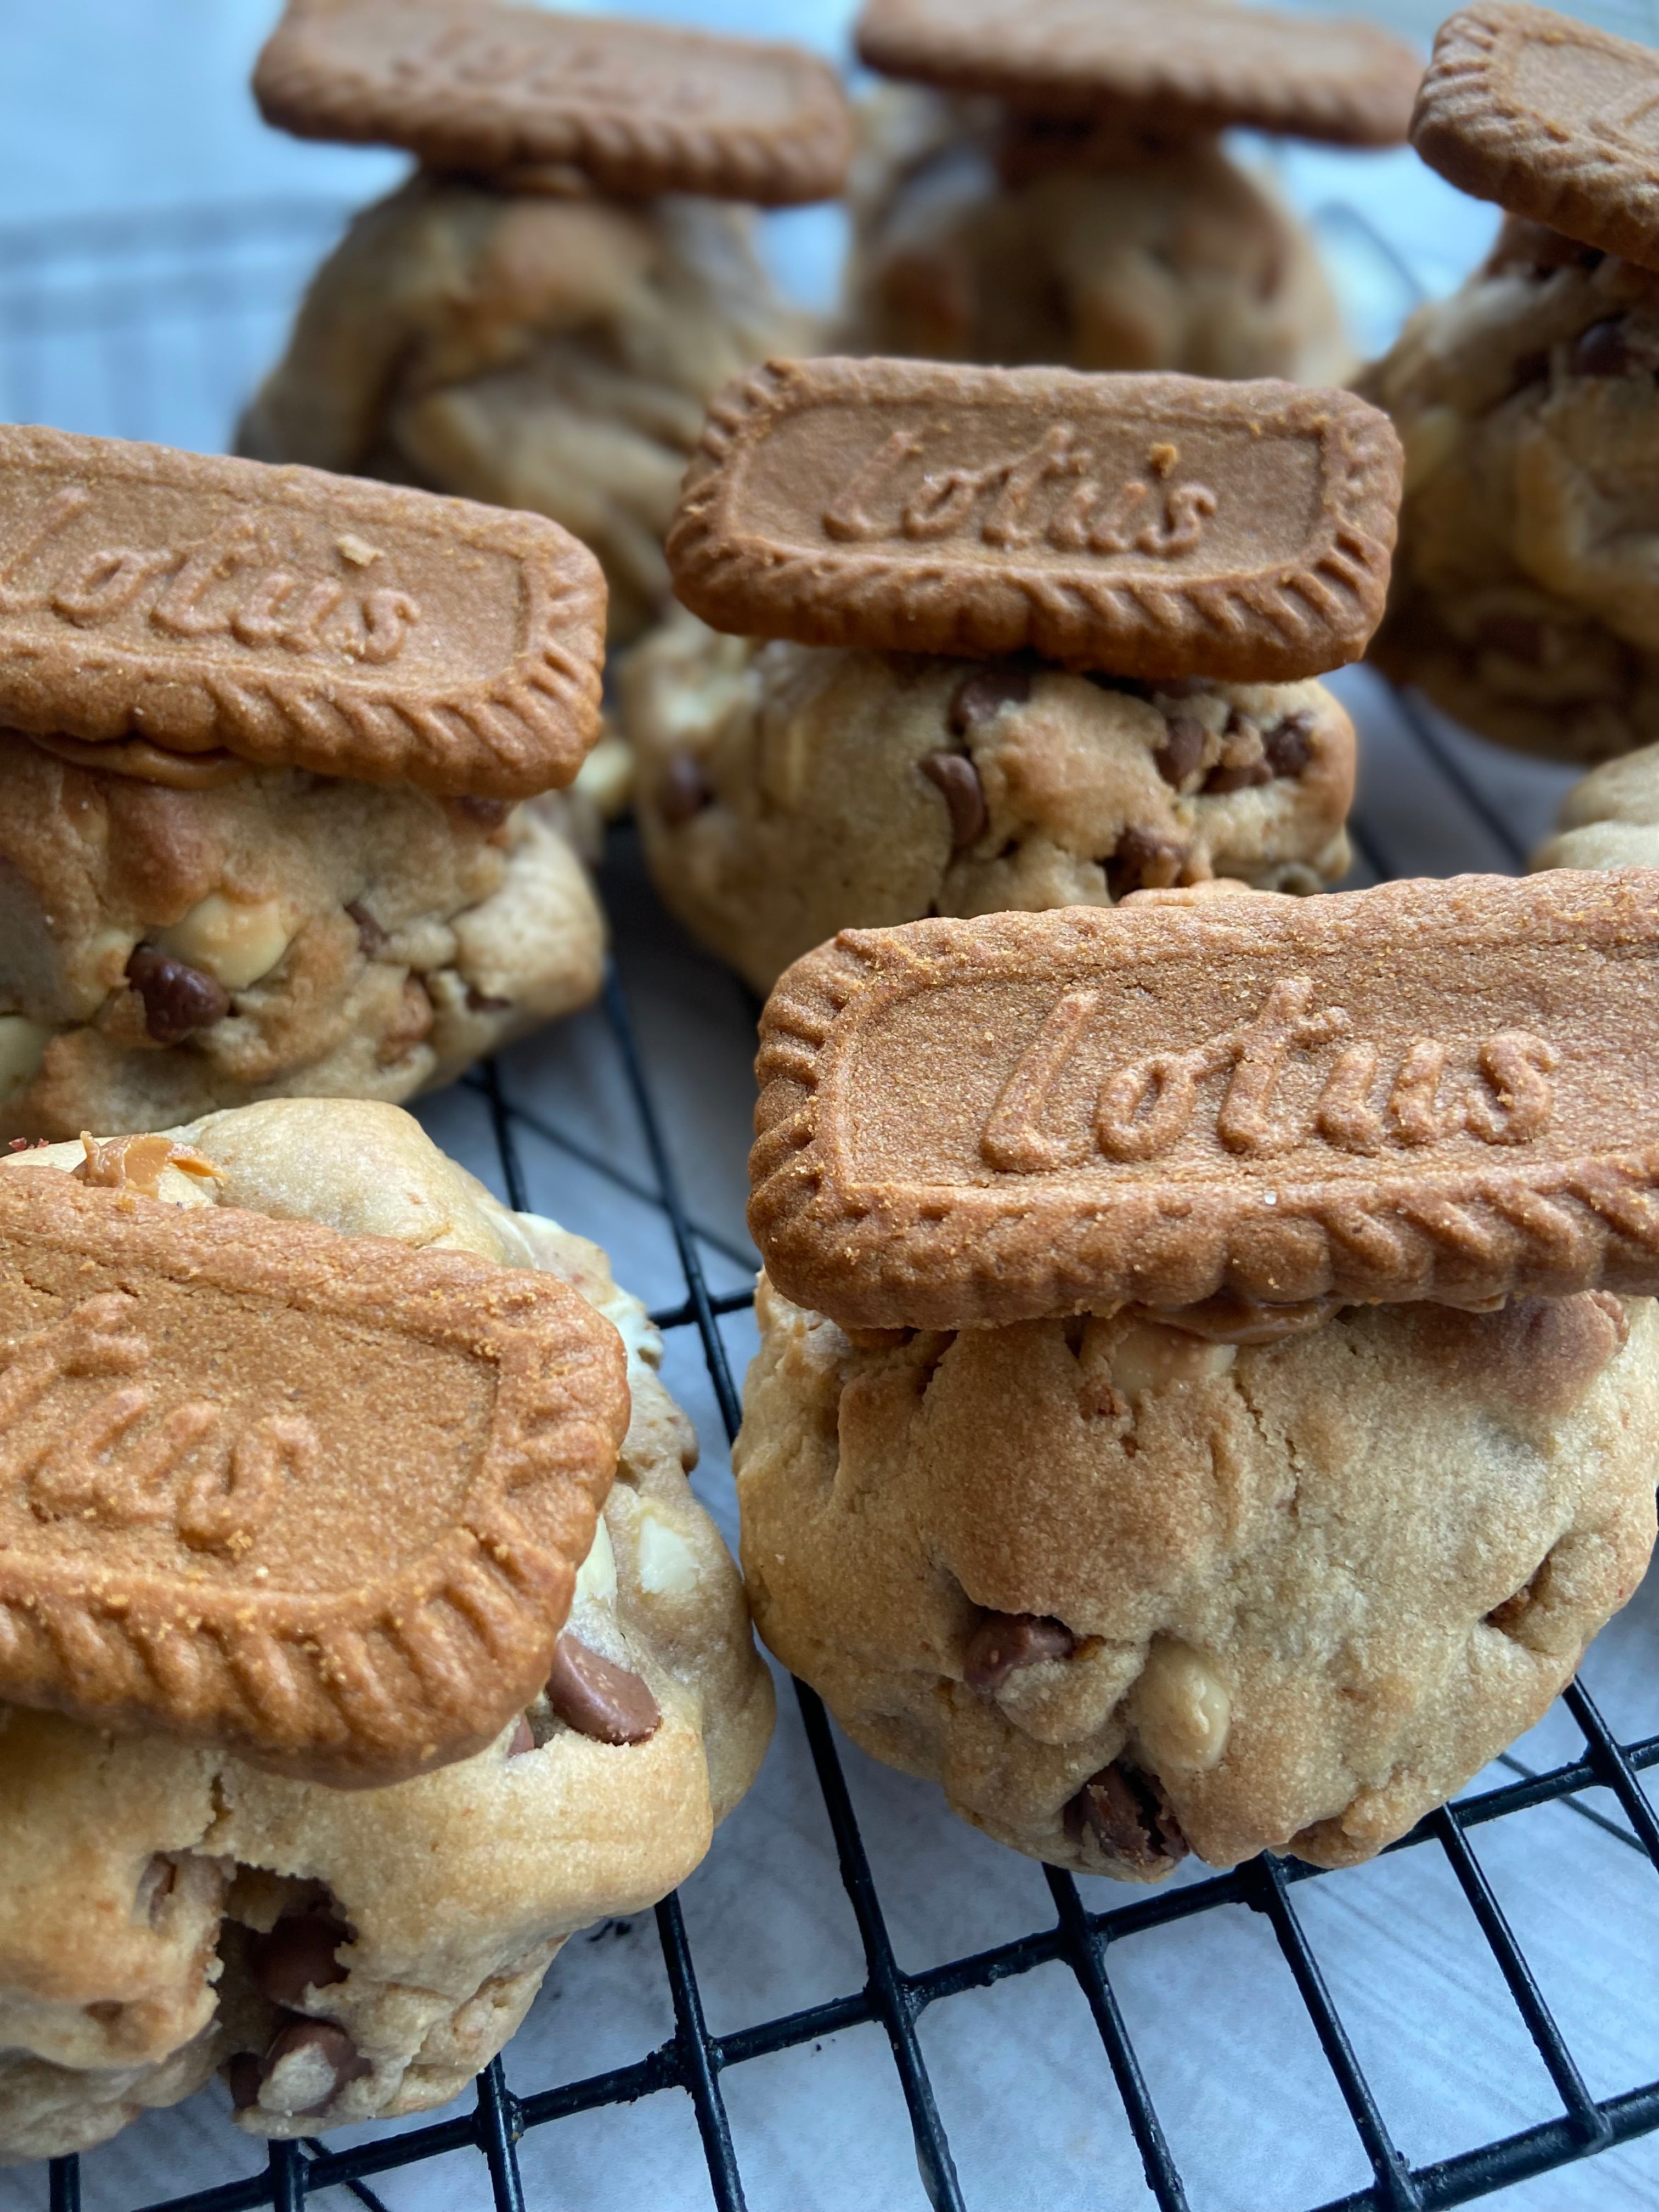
[
  {"left": 668, "top": 359, "right": 1403, "bottom": 683},
  {"left": 255, "top": 0, "right": 851, "bottom": 206},
  {"left": 749, "top": 874, "right": 1659, "bottom": 1330},
  {"left": 1412, "top": 3, "right": 1659, "bottom": 273},
  {"left": 0, "top": 425, "right": 605, "bottom": 797},
  {"left": 856, "top": 0, "right": 1420, "bottom": 149},
  {"left": 0, "top": 1170, "right": 628, "bottom": 1785}
]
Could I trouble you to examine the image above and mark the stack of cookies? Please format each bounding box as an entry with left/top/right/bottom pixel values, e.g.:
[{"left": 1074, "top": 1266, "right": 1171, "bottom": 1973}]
[
  {"left": 843, "top": 0, "right": 1419, "bottom": 383},
  {"left": 0, "top": 1097, "right": 773, "bottom": 2160},
  {"left": 735, "top": 875, "right": 1659, "bottom": 1877},
  {"left": 625, "top": 356, "right": 1401, "bottom": 991},
  {"left": 0, "top": 426, "right": 610, "bottom": 1141},
  {"left": 1365, "top": 2, "right": 1659, "bottom": 764},
  {"left": 241, "top": 0, "right": 851, "bottom": 646}
]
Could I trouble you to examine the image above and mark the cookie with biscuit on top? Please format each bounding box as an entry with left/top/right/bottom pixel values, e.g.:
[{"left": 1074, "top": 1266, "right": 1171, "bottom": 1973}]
[
  {"left": 239, "top": 0, "right": 851, "bottom": 649},
  {"left": 0, "top": 426, "right": 610, "bottom": 1142},
  {"left": 1364, "top": 2, "right": 1659, "bottom": 764},
  {"left": 0, "top": 1097, "right": 772, "bottom": 2162},
  {"left": 842, "top": 0, "right": 1419, "bottom": 386},
  {"left": 734, "top": 873, "right": 1659, "bottom": 1879},
  {"left": 626, "top": 355, "right": 1400, "bottom": 994}
]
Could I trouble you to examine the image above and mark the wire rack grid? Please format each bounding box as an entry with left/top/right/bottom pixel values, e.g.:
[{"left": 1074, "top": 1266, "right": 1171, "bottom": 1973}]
[{"left": 0, "top": 199, "right": 1656, "bottom": 2212}]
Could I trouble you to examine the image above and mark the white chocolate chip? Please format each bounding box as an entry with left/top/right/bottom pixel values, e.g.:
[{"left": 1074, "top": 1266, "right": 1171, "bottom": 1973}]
[
  {"left": 156, "top": 893, "right": 292, "bottom": 990},
  {"left": 573, "top": 733, "right": 633, "bottom": 820},
  {"left": 574, "top": 1514, "right": 618, "bottom": 1607},
  {"left": 636, "top": 1510, "right": 699, "bottom": 1597},
  {"left": 336, "top": 533, "right": 380, "bottom": 567},
  {"left": 1110, "top": 1320, "right": 1236, "bottom": 1404},
  {"left": 0, "top": 1015, "right": 49, "bottom": 1102},
  {"left": 1135, "top": 1638, "right": 1232, "bottom": 1773}
]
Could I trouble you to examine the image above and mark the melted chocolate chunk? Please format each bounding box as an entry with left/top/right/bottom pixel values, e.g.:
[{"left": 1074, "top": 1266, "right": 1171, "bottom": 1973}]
[
  {"left": 345, "top": 900, "right": 388, "bottom": 961},
  {"left": 1203, "top": 756, "right": 1273, "bottom": 794},
  {"left": 1064, "top": 1761, "right": 1189, "bottom": 1871},
  {"left": 658, "top": 753, "right": 714, "bottom": 825},
  {"left": 1154, "top": 713, "right": 1206, "bottom": 787},
  {"left": 948, "top": 666, "right": 1031, "bottom": 734},
  {"left": 1573, "top": 318, "right": 1633, "bottom": 376},
  {"left": 126, "top": 944, "right": 232, "bottom": 1045},
  {"left": 1107, "top": 826, "right": 1187, "bottom": 898},
  {"left": 544, "top": 1633, "right": 661, "bottom": 1745},
  {"left": 1262, "top": 712, "right": 1314, "bottom": 778},
  {"left": 454, "top": 795, "right": 511, "bottom": 828},
  {"left": 249, "top": 1910, "right": 351, "bottom": 2008},
  {"left": 964, "top": 1611, "right": 1076, "bottom": 1692},
  {"left": 257, "top": 2018, "right": 371, "bottom": 2117},
  {"left": 919, "top": 749, "right": 989, "bottom": 852}
]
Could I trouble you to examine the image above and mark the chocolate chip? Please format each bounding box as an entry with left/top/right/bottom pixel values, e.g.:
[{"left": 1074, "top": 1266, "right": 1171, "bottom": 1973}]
[
  {"left": 256, "top": 2018, "right": 370, "bottom": 2117},
  {"left": 1107, "top": 827, "right": 1186, "bottom": 898},
  {"left": 543, "top": 1633, "right": 661, "bottom": 1745},
  {"left": 1064, "top": 1761, "right": 1188, "bottom": 1871},
  {"left": 1573, "top": 318, "right": 1632, "bottom": 376},
  {"left": 657, "top": 753, "right": 713, "bottom": 825},
  {"left": 948, "top": 667, "right": 1031, "bottom": 734},
  {"left": 964, "top": 1611, "right": 1075, "bottom": 1692},
  {"left": 1154, "top": 713, "right": 1206, "bottom": 787},
  {"left": 1478, "top": 613, "right": 1544, "bottom": 665},
  {"left": 125, "top": 944, "right": 231, "bottom": 1045},
  {"left": 345, "top": 900, "right": 388, "bottom": 960},
  {"left": 249, "top": 1910, "right": 350, "bottom": 2008},
  {"left": 919, "top": 749, "right": 989, "bottom": 852},
  {"left": 1203, "top": 757, "right": 1272, "bottom": 794},
  {"left": 1509, "top": 349, "right": 1550, "bottom": 394},
  {"left": 227, "top": 2053, "right": 263, "bottom": 2111},
  {"left": 455, "top": 796, "right": 511, "bottom": 828},
  {"left": 1262, "top": 712, "right": 1313, "bottom": 778},
  {"left": 507, "top": 1714, "right": 535, "bottom": 1757}
]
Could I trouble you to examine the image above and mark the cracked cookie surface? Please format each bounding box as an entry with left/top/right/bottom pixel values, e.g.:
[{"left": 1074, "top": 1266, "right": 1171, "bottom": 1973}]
[
  {"left": 623, "top": 612, "right": 1353, "bottom": 993},
  {"left": 735, "top": 1273, "right": 1656, "bottom": 1879},
  {"left": 0, "top": 1101, "right": 774, "bottom": 2159}
]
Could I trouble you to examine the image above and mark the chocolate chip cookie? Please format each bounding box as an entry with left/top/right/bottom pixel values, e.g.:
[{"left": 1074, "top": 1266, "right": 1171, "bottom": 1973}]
[
  {"left": 239, "top": 177, "right": 816, "bottom": 647},
  {"left": 736, "top": 1273, "right": 1657, "bottom": 1878},
  {"left": 0, "top": 730, "right": 605, "bottom": 1141},
  {"left": 624, "top": 613, "right": 1354, "bottom": 994},
  {"left": 843, "top": 87, "right": 1352, "bottom": 385},
  {"left": 0, "top": 1100, "right": 774, "bottom": 2159},
  {"left": 1364, "top": 221, "right": 1659, "bottom": 763}
]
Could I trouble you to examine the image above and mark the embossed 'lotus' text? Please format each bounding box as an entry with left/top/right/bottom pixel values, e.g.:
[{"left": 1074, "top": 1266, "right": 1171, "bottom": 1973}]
[
  {"left": 981, "top": 978, "right": 1558, "bottom": 1173},
  {"left": 823, "top": 426, "right": 1219, "bottom": 558},
  {"left": 0, "top": 486, "right": 422, "bottom": 666}
]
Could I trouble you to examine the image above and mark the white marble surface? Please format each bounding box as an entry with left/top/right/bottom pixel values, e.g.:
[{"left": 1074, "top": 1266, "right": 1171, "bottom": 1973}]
[{"left": 0, "top": 5, "right": 1656, "bottom": 2209}]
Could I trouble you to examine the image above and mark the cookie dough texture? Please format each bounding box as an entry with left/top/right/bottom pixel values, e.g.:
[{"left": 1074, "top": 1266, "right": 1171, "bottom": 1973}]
[
  {"left": 1533, "top": 741, "right": 1659, "bottom": 871},
  {"left": 0, "top": 1101, "right": 774, "bottom": 2162},
  {"left": 737, "top": 1277, "right": 1657, "bottom": 1878},
  {"left": 624, "top": 613, "right": 1355, "bottom": 993},
  {"left": 841, "top": 90, "right": 1350, "bottom": 385},
  {"left": 238, "top": 174, "right": 814, "bottom": 645},
  {"left": 1363, "top": 222, "right": 1659, "bottom": 763},
  {"left": 0, "top": 731, "right": 604, "bottom": 1141}
]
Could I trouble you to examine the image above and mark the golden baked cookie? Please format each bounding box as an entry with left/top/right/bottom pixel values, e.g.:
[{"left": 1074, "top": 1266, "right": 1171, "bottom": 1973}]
[
  {"left": 0, "top": 730, "right": 605, "bottom": 1141},
  {"left": 624, "top": 612, "right": 1354, "bottom": 994},
  {"left": 1364, "top": 221, "right": 1659, "bottom": 763},
  {"left": 842, "top": 88, "right": 1352, "bottom": 386},
  {"left": 736, "top": 1273, "right": 1657, "bottom": 1879},
  {"left": 1533, "top": 741, "right": 1659, "bottom": 872},
  {"left": 0, "top": 1100, "right": 774, "bottom": 2160},
  {"left": 239, "top": 176, "right": 814, "bottom": 646}
]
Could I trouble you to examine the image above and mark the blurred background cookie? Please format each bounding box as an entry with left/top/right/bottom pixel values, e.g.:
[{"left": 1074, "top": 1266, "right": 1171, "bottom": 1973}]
[
  {"left": 239, "top": 0, "right": 851, "bottom": 645},
  {"left": 1363, "top": 3, "right": 1659, "bottom": 763},
  {"left": 841, "top": 0, "right": 1420, "bottom": 382}
]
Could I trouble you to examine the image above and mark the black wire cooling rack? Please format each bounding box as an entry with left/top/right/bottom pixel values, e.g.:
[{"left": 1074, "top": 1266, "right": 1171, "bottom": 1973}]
[{"left": 2, "top": 195, "right": 1658, "bottom": 2212}]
